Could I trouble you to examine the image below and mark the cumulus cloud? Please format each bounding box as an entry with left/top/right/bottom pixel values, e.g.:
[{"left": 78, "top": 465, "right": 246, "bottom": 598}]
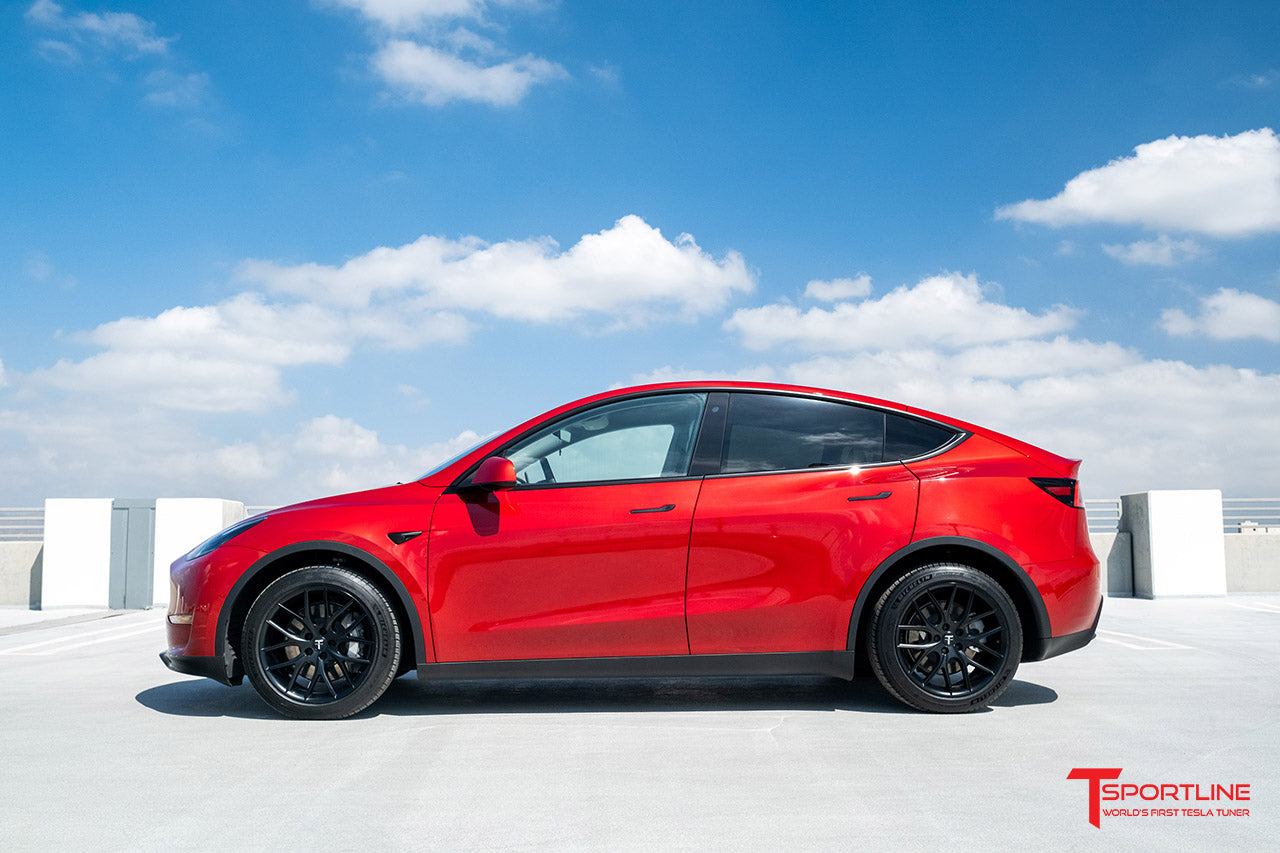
[
  {"left": 726, "top": 273, "right": 1077, "bottom": 352},
  {"left": 26, "top": 0, "right": 173, "bottom": 58},
  {"left": 0, "top": 398, "right": 487, "bottom": 506},
  {"left": 1102, "top": 234, "right": 1207, "bottom": 266},
  {"left": 143, "top": 70, "right": 211, "bottom": 108},
  {"left": 22, "top": 217, "right": 748, "bottom": 414},
  {"left": 373, "top": 39, "right": 565, "bottom": 106},
  {"left": 996, "top": 128, "right": 1280, "bottom": 237},
  {"left": 328, "top": 0, "right": 486, "bottom": 30},
  {"left": 244, "top": 215, "right": 754, "bottom": 324},
  {"left": 645, "top": 271, "right": 1280, "bottom": 497},
  {"left": 803, "top": 275, "right": 871, "bottom": 302},
  {"left": 329, "top": 0, "right": 567, "bottom": 107},
  {"left": 1161, "top": 288, "right": 1280, "bottom": 342}
]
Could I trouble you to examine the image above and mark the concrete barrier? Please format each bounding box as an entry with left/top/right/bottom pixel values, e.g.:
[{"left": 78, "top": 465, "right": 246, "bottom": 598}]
[
  {"left": 1122, "top": 490, "right": 1227, "bottom": 598},
  {"left": 1088, "top": 531, "right": 1133, "bottom": 597},
  {"left": 0, "top": 542, "right": 43, "bottom": 607},
  {"left": 1224, "top": 532, "right": 1280, "bottom": 593}
]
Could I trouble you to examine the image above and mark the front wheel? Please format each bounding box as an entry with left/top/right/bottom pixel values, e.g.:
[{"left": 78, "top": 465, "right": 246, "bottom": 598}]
[
  {"left": 868, "top": 564, "right": 1022, "bottom": 713},
  {"left": 242, "top": 566, "right": 401, "bottom": 720}
]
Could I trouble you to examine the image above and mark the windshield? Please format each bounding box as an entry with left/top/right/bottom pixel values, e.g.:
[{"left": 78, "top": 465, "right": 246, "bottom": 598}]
[{"left": 415, "top": 435, "right": 493, "bottom": 480}]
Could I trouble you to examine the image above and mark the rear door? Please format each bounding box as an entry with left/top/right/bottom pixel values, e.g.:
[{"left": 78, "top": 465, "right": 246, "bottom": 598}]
[{"left": 686, "top": 392, "right": 921, "bottom": 654}]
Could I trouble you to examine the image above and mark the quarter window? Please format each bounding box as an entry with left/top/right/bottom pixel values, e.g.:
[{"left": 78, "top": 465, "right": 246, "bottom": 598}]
[{"left": 720, "top": 394, "right": 960, "bottom": 473}]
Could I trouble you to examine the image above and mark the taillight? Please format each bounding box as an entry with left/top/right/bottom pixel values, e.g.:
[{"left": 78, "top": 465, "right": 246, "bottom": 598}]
[{"left": 1031, "top": 477, "right": 1078, "bottom": 507}]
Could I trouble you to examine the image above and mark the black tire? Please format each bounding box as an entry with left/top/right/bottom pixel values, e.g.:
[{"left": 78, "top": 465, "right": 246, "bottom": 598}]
[
  {"left": 868, "top": 563, "right": 1022, "bottom": 713},
  {"left": 242, "top": 566, "right": 401, "bottom": 720}
]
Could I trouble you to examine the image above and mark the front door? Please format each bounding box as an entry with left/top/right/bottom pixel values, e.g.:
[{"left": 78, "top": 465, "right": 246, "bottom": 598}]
[{"left": 426, "top": 392, "right": 708, "bottom": 662}]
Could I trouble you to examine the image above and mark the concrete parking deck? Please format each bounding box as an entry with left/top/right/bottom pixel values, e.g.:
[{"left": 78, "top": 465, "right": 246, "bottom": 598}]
[{"left": 0, "top": 596, "right": 1276, "bottom": 850}]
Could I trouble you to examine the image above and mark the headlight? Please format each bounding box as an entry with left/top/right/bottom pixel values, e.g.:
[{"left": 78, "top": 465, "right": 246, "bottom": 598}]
[{"left": 184, "top": 516, "right": 267, "bottom": 560}]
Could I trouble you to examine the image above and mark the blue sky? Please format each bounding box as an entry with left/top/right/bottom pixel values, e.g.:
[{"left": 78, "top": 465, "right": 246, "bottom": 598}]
[{"left": 2, "top": 0, "right": 1279, "bottom": 505}]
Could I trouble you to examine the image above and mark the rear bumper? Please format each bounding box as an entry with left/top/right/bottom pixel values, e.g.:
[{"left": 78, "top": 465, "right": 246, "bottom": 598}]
[
  {"left": 1029, "top": 595, "right": 1102, "bottom": 662},
  {"left": 159, "top": 651, "right": 240, "bottom": 686}
]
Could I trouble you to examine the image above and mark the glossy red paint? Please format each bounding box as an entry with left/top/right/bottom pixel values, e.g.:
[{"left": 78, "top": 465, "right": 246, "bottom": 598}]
[
  {"left": 687, "top": 464, "right": 919, "bottom": 654},
  {"left": 427, "top": 480, "right": 700, "bottom": 661},
  {"left": 161, "top": 380, "right": 1102, "bottom": 717}
]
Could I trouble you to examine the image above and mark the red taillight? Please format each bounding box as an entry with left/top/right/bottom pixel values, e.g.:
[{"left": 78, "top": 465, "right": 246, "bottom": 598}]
[{"left": 1031, "top": 477, "right": 1078, "bottom": 507}]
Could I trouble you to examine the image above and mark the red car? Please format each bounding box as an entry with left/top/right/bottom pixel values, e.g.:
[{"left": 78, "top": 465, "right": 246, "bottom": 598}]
[{"left": 161, "top": 381, "right": 1101, "bottom": 718}]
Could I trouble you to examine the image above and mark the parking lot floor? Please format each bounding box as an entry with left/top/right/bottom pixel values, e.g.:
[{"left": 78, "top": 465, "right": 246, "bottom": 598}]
[{"left": 0, "top": 595, "right": 1276, "bottom": 851}]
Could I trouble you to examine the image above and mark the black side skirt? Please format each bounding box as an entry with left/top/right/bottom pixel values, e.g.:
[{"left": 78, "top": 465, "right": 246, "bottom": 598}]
[{"left": 416, "top": 650, "right": 858, "bottom": 682}]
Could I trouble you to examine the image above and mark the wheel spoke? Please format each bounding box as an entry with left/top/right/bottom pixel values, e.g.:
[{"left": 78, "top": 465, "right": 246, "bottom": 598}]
[
  {"left": 331, "top": 613, "right": 369, "bottom": 641},
  {"left": 266, "top": 619, "right": 306, "bottom": 643},
  {"left": 972, "top": 625, "right": 1004, "bottom": 643}
]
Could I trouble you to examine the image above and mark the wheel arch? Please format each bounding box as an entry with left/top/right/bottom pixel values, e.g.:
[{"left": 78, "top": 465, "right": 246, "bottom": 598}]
[
  {"left": 846, "top": 537, "right": 1052, "bottom": 664},
  {"left": 216, "top": 541, "right": 429, "bottom": 684}
]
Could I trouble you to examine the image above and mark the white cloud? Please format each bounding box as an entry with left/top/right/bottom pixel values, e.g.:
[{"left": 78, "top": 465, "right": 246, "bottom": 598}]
[
  {"left": 373, "top": 38, "right": 565, "bottom": 106},
  {"left": 26, "top": 0, "right": 173, "bottom": 58},
  {"left": 327, "top": 0, "right": 568, "bottom": 107},
  {"left": 29, "top": 290, "right": 468, "bottom": 413},
  {"left": 0, "top": 398, "right": 487, "bottom": 506},
  {"left": 20, "top": 217, "right": 747, "bottom": 414},
  {"left": 244, "top": 215, "right": 754, "bottom": 325},
  {"left": 1102, "top": 234, "right": 1206, "bottom": 266},
  {"left": 803, "top": 275, "right": 871, "bottom": 302},
  {"left": 668, "top": 271, "right": 1280, "bottom": 497},
  {"left": 996, "top": 128, "right": 1280, "bottom": 237},
  {"left": 1161, "top": 288, "right": 1280, "bottom": 342},
  {"left": 143, "top": 70, "right": 210, "bottom": 108},
  {"left": 329, "top": 0, "right": 486, "bottom": 30},
  {"left": 0, "top": 359, "right": 7, "bottom": 388},
  {"left": 1226, "top": 70, "right": 1279, "bottom": 90},
  {"left": 726, "top": 273, "right": 1077, "bottom": 352}
]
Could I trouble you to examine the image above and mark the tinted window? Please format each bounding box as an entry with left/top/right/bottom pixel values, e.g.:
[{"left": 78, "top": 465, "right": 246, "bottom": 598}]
[
  {"left": 504, "top": 393, "right": 706, "bottom": 485},
  {"left": 722, "top": 394, "right": 884, "bottom": 473},
  {"left": 884, "top": 413, "right": 959, "bottom": 460}
]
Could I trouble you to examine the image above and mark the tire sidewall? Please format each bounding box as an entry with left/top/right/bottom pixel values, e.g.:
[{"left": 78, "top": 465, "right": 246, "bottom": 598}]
[{"left": 242, "top": 566, "right": 401, "bottom": 720}]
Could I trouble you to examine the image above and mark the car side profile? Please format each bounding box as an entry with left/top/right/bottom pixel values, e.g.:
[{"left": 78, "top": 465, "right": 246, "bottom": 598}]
[{"left": 161, "top": 381, "right": 1102, "bottom": 719}]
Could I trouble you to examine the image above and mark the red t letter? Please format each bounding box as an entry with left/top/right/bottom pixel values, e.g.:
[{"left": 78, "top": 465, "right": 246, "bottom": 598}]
[{"left": 1068, "top": 768, "right": 1124, "bottom": 828}]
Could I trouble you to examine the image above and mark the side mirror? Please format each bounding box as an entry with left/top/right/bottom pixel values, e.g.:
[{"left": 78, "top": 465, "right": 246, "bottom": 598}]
[{"left": 470, "top": 456, "right": 517, "bottom": 490}]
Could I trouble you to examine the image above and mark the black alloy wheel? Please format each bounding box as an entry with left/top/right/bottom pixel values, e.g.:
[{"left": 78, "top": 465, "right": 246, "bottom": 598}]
[
  {"left": 868, "top": 563, "right": 1022, "bottom": 713},
  {"left": 242, "top": 566, "right": 401, "bottom": 720}
]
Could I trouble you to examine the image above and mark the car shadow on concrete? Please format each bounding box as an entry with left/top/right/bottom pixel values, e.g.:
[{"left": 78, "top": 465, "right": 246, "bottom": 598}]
[{"left": 136, "top": 675, "right": 1057, "bottom": 719}]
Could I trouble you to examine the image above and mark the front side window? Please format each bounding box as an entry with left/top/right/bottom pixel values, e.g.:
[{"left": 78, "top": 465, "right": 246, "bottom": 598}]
[
  {"left": 722, "top": 393, "right": 884, "bottom": 473},
  {"left": 504, "top": 393, "right": 707, "bottom": 485}
]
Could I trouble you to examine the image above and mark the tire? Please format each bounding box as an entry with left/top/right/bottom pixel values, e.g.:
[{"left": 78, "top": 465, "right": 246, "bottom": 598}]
[
  {"left": 868, "top": 563, "right": 1022, "bottom": 713},
  {"left": 241, "top": 566, "right": 401, "bottom": 720}
]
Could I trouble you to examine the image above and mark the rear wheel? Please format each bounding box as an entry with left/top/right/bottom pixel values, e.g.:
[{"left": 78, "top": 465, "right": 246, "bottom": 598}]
[
  {"left": 868, "top": 563, "right": 1021, "bottom": 713},
  {"left": 242, "top": 566, "right": 401, "bottom": 720}
]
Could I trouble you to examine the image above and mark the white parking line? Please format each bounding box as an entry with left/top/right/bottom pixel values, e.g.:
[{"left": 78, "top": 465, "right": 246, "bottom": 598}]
[
  {"left": 0, "top": 620, "right": 162, "bottom": 656},
  {"left": 1096, "top": 629, "right": 1192, "bottom": 651},
  {"left": 1226, "top": 601, "right": 1280, "bottom": 614}
]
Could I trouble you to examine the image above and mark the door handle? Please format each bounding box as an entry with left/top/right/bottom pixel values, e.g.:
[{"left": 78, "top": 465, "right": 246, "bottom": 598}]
[
  {"left": 847, "top": 491, "right": 892, "bottom": 502},
  {"left": 630, "top": 504, "right": 676, "bottom": 514}
]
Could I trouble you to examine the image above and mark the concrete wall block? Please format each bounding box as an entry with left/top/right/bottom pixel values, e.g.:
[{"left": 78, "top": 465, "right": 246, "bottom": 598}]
[
  {"left": 42, "top": 498, "right": 113, "bottom": 608},
  {"left": 1089, "top": 531, "right": 1133, "bottom": 597},
  {"left": 153, "top": 499, "right": 246, "bottom": 607},
  {"left": 0, "top": 542, "right": 44, "bottom": 607},
  {"left": 1122, "top": 490, "right": 1227, "bottom": 598},
  {"left": 1224, "top": 532, "right": 1280, "bottom": 593}
]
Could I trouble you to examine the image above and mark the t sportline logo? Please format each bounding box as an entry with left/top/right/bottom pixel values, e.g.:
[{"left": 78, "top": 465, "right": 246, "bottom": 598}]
[{"left": 1068, "top": 768, "right": 1252, "bottom": 828}]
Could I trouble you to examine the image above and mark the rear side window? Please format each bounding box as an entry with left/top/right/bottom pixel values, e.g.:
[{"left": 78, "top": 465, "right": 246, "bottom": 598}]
[
  {"left": 884, "top": 412, "right": 959, "bottom": 460},
  {"left": 722, "top": 394, "right": 884, "bottom": 473}
]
